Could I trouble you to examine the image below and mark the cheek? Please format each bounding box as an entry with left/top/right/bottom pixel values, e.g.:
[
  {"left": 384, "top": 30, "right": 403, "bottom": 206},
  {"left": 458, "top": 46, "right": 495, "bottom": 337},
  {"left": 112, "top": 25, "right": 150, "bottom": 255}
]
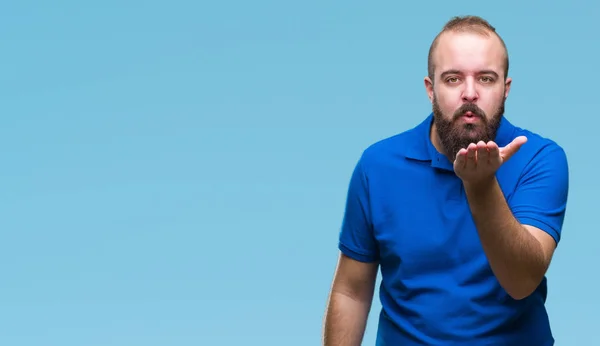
[
  {"left": 436, "top": 95, "right": 459, "bottom": 114},
  {"left": 480, "top": 91, "right": 505, "bottom": 113},
  {"left": 435, "top": 88, "right": 461, "bottom": 110}
]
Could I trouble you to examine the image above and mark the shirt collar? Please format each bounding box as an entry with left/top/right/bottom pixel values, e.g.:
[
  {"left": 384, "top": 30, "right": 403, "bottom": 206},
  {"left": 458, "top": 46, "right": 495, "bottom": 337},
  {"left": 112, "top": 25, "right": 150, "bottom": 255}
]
[{"left": 405, "top": 112, "right": 517, "bottom": 170}]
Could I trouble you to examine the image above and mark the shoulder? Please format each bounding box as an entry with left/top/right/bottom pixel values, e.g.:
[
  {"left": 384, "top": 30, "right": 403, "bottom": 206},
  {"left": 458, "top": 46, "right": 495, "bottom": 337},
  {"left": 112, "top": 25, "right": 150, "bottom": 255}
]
[
  {"left": 357, "top": 121, "right": 425, "bottom": 172},
  {"left": 501, "top": 123, "right": 569, "bottom": 243},
  {"left": 510, "top": 124, "right": 568, "bottom": 169},
  {"left": 500, "top": 121, "right": 569, "bottom": 190}
]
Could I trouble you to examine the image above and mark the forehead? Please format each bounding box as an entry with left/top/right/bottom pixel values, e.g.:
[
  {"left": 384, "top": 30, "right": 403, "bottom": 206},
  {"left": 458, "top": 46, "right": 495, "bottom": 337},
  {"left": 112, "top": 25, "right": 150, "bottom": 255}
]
[{"left": 433, "top": 31, "right": 505, "bottom": 76}]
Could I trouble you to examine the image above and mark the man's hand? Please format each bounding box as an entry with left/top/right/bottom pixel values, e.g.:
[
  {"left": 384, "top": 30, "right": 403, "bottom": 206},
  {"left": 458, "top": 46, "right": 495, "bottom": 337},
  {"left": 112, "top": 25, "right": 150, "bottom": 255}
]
[{"left": 454, "top": 136, "right": 528, "bottom": 187}]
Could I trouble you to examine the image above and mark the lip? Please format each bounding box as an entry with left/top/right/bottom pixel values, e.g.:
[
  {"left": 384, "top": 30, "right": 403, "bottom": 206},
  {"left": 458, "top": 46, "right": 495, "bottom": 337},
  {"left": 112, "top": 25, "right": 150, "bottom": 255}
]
[{"left": 461, "top": 113, "right": 480, "bottom": 123}]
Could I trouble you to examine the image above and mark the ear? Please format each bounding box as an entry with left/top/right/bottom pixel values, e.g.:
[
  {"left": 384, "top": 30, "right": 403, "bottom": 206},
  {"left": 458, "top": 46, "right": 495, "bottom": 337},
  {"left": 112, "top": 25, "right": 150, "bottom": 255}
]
[
  {"left": 424, "top": 76, "right": 434, "bottom": 103},
  {"left": 504, "top": 76, "right": 512, "bottom": 99}
]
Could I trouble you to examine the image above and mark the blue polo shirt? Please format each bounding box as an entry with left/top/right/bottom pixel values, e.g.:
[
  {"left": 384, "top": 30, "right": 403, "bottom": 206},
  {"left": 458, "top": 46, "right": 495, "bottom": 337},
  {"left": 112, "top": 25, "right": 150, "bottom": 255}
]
[{"left": 338, "top": 113, "right": 569, "bottom": 345}]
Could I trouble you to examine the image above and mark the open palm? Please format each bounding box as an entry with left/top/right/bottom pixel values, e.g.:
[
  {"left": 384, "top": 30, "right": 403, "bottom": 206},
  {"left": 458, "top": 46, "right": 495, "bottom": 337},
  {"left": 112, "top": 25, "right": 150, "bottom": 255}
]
[{"left": 453, "top": 136, "right": 528, "bottom": 185}]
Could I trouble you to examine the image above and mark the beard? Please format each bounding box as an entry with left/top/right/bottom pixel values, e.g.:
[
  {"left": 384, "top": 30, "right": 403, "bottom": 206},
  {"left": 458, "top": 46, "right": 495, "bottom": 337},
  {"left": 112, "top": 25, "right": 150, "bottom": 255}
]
[{"left": 432, "top": 95, "right": 505, "bottom": 160}]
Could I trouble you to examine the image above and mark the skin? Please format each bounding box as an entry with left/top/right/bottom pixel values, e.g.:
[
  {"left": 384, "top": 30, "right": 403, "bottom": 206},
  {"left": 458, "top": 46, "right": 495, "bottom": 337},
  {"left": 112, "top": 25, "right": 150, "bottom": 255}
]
[
  {"left": 322, "top": 29, "right": 557, "bottom": 345},
  {"left": 424, "top": 31, "right": 557, "bottom": 300},
  {"left": 322, "top": 254, "right": 378, "bottom": 346}
]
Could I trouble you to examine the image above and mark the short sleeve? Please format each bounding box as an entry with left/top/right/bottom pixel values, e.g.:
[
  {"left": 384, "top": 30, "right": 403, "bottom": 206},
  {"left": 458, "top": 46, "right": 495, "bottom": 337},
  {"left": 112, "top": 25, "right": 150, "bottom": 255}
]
[
  {"left": 338, "top": 155, "right": 379, "bottom": 262},
  {"left": 510, "top": 144, "right": 569, "bottom": 245}
]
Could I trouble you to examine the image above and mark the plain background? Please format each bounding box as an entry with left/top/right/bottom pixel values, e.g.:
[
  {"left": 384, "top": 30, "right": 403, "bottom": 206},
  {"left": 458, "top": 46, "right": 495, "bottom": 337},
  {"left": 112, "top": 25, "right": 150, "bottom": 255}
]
[{"left": 1, "top": 1, "right": 598, "bottom": 345}]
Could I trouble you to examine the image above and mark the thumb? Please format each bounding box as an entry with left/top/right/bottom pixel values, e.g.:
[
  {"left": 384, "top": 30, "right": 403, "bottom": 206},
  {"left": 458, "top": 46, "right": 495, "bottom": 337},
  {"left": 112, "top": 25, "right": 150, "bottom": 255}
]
[{"left": 501, "top": 136, "right": 527, "bottom": 162}]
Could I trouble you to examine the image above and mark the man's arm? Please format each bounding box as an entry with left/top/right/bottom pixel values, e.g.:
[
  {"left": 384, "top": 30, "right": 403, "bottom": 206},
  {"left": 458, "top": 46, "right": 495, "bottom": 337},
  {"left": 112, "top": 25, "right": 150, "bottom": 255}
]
[
  {"left": 464, "top": 178, "right": 557, "bottom": 300},
  {"left": 325, "top": 151, "right": 379, "bottom": 344},
  {"left": 458, "top": 140, "right": 569, "bottom": 300},
  {"left": 323, "top": 253, "right": 378, "bottom": 346}
]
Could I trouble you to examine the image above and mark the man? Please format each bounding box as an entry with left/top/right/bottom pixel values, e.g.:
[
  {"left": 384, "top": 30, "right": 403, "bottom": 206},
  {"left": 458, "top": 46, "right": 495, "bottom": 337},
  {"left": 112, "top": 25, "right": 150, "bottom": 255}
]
[{"left": 322, "top": 15, "right": 569, "bottom": 345}]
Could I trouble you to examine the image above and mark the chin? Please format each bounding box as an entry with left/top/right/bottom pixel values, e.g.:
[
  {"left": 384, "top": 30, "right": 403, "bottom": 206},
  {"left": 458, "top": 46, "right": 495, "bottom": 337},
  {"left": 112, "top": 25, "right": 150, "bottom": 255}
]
[
  {"left": 456, "top": 123, "right": 481, "bottom": 134},
  {"left": 456, "top": 125, "right": 489, "bottom": 142}
]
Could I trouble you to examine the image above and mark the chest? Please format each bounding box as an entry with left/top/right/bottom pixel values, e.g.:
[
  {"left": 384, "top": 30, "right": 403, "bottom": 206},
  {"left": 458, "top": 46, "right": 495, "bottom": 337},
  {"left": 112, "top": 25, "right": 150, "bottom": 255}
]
[{"left": 369, "top": 168, "right": 485, "bottom": 274}]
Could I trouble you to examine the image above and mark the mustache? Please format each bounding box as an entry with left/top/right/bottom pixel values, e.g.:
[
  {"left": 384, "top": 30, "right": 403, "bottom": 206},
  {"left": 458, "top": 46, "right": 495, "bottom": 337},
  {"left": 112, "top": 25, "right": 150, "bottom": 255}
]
[{"left": 453, "top": 103, "right": 485, "bottom": 120}]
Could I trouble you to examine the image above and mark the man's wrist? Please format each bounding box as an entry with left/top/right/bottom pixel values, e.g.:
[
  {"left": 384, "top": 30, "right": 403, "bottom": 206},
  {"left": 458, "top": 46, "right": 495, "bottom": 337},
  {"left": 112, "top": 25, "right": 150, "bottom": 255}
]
[{"left": 462, "top": 175, "right": 498, "bottom": 198}]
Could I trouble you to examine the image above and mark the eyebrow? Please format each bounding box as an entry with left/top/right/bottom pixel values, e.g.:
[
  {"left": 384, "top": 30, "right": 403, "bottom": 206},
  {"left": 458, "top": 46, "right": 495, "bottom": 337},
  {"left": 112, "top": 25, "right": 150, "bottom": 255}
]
[{"left": 440, "top": 70, "right": 500, "bottom": 79}]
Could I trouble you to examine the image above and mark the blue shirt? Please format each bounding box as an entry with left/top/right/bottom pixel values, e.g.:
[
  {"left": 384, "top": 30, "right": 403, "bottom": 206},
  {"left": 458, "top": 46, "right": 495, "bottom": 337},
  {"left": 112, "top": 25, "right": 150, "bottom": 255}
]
[{"left": 338, "top": 113, "right": 569, "bottom": 345}]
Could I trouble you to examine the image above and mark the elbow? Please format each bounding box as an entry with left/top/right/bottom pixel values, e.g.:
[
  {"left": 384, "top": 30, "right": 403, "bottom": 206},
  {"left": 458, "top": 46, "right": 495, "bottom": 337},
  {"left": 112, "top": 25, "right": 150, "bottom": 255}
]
[
  {"left": 503, "top": 261, "right": 549, "bottom": 300},
  {"left": 506, "top": 289, "right": 534, "bottom": 301},
  {"left": 505, "top": 276, "right": 544, "bottom": 301}
]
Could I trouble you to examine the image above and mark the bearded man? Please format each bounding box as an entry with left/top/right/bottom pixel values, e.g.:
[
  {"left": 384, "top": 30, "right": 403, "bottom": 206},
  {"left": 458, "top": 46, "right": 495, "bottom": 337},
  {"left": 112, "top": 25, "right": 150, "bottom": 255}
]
[{"left": 322, "top": 15, "right": 569, "bottom": 346}]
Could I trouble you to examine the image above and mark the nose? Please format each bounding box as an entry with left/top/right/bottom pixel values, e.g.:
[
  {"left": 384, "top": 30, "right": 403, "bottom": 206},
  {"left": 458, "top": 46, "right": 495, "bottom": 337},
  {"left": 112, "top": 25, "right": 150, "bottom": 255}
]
[{"left": 462, "top": 78, "right": 479, "bottom": 103}]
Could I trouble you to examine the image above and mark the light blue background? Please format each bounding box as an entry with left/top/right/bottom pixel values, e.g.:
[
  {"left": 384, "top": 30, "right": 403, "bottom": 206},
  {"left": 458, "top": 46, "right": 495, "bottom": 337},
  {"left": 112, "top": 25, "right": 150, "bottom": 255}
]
[{"left": 1, "top": 1, "right": 597, "bottom": 345}]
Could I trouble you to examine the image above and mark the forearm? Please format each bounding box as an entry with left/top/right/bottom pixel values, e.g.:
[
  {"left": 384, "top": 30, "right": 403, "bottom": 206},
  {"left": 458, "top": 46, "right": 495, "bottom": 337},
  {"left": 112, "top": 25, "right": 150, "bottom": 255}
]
[
  {"left": 323, "top": 291, "right": 372, "bottom": 346},
  {"left": 464, "top": 177, "right": 548, "bottom": 300}
]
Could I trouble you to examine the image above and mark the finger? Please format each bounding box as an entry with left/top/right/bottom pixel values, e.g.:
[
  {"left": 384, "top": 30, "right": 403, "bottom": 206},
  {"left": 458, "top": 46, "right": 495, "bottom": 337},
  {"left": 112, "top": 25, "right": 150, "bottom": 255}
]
[
  {"left": 454, "top": 148, "right": 467, "bottom": 169},
  {"left": 487, "top": 141, "right": 501, "bottom": 165},
  {"left": 476, "top": 141, "right": 488, "bottom": 164},
  {"left": 501, "top": 136, "right": 528, "bottom": 162},
  {"left": 466, "top": 143, "right": 477, "bottom": 170}
]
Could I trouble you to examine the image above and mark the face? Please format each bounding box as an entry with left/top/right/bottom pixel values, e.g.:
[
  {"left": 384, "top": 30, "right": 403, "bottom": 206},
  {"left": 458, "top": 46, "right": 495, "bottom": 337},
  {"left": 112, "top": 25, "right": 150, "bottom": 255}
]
[{"left": 425, "top": 31, "right": 511, "bottom": 159}]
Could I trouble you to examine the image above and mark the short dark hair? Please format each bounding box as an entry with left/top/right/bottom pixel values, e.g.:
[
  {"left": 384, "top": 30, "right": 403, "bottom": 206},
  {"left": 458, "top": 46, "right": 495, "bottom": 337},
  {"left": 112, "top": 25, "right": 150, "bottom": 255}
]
[{"left": 427, "top": 16, "right": 509, "bottom": 82}]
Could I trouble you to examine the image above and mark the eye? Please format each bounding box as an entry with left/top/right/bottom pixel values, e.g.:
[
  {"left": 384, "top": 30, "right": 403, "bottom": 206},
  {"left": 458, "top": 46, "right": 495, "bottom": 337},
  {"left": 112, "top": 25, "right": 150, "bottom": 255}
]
[
  {"left": 446, "top": 77, "right": 460, "bottom": 83},
  {"left": 480, "top": 76, "right": 494, "bottom": 83}
]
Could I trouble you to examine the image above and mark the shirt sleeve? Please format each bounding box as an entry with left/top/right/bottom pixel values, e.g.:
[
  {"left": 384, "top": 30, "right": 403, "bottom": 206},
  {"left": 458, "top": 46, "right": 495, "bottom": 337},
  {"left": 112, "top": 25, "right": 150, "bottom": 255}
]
[
  {"left": 509, "top": 143, "right": 569, "bottom": 245},
  {"left": 338, "top": 154, "right": 379, "bottom": 262}
]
